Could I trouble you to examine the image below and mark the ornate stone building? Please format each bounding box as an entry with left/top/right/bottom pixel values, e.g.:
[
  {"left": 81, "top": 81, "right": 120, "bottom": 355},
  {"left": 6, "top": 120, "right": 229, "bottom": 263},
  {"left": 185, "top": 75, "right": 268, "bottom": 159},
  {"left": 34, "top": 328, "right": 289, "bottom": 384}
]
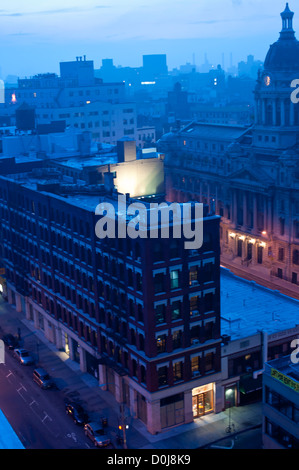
[{"left": 159, "top": 4, "right": 299, "bottom": 298}]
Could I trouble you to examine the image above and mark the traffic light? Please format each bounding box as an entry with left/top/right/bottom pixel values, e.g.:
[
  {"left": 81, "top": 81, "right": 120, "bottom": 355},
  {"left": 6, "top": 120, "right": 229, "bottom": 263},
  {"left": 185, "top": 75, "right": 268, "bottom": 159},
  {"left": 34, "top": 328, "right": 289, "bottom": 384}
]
[{"left": 118, "top": 424, "right": 129, "bottom": 431}]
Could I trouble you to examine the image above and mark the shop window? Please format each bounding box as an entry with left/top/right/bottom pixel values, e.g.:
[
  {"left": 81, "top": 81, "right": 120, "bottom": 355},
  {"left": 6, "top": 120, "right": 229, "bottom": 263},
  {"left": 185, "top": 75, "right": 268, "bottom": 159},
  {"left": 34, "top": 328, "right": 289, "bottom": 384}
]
[
  {"left": 160, "top": 393, "right": 184, "bottom": 429},
  {"left": 192, "top": 384, "right": 214, "bottom": 418}
]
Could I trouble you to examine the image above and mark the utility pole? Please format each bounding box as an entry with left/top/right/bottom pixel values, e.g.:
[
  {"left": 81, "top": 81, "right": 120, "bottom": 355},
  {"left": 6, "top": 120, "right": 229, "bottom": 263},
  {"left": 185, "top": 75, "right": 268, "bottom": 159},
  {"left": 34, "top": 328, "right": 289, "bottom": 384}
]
[
  {"left": 99, "top": 379, "right": 129, "bottom": 449},
  {"left": 119, "top": 403, "right": 128, "bottom": 449},
  {"left": 119, "top": 377, "right": 128, "bottom": 449}
]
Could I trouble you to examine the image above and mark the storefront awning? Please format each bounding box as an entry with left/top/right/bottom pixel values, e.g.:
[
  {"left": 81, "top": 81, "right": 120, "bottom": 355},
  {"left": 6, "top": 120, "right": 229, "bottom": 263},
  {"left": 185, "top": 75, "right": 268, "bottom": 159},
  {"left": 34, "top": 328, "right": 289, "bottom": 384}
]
[{"left": 239, "top": 373, "right": 263, "bottom": 394}]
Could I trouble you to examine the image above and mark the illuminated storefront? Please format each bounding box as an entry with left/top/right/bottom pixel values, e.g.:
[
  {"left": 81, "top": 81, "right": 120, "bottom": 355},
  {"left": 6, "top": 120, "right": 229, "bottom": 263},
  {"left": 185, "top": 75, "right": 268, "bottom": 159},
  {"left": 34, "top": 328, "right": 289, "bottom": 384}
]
[{"left": 192, "top": 383, "right": 214, "bottom": 418}]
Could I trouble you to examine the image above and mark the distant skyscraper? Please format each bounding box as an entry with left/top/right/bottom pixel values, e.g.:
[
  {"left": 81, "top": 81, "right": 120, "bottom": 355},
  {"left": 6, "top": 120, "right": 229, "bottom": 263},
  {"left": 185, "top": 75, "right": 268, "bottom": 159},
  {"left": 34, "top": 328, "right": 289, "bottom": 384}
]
[
  {"left": 142, "top": 54, "right": 168, "bottom": 80},
  {"left": 60, "top": 56, "right": 95, "bottom": 87}
]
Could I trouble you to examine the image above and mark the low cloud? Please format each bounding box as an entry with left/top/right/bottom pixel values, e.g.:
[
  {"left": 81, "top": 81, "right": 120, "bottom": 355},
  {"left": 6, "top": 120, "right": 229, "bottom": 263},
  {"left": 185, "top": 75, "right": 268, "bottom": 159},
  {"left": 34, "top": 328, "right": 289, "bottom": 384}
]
[{"left": 0, "top": 5, "right": 111, "bottom": 17}]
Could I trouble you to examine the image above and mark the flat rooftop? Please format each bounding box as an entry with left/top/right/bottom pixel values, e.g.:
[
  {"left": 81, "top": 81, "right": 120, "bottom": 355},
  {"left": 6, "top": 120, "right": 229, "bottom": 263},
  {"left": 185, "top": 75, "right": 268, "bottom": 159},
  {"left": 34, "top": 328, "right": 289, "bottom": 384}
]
[
  {"left": 264, "top": 356, "right": 299, "bottom": 389},
  {"left": 55, "top": 153, "right": 118, "bottom": 169},
  {"left": 221, "top": 267, "right": 299, "bottom": 340},
  {"left": 179, "top": 122, "right": 250, "bottom": 141}
]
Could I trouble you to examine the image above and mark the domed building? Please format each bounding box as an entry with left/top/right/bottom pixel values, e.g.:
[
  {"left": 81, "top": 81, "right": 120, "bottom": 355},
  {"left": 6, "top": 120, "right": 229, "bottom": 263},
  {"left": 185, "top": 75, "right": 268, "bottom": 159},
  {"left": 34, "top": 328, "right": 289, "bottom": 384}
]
[
  {"left": 161, "top": 3, "right": 299, "bottom": 297},
  {"left": 254, "top": 3, "right": 299, "bottom": 145}
]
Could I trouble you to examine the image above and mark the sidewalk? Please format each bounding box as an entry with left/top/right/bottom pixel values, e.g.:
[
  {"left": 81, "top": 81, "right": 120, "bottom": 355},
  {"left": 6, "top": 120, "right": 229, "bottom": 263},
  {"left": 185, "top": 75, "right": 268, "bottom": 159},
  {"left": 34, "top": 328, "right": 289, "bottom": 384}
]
[
  {"left": 135, "top": 401, "right": 262, "bottom": 449},
  {"left": 0, "top": 298, "right": 262, "bottom": 450}
]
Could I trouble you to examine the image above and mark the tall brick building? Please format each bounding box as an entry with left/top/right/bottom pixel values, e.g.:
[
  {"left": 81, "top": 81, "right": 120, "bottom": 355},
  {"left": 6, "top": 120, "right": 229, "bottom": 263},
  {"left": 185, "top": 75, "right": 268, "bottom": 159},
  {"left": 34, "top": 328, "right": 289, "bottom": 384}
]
[{"left": 0, "top": 153, "right": 222, "bottom": 433}]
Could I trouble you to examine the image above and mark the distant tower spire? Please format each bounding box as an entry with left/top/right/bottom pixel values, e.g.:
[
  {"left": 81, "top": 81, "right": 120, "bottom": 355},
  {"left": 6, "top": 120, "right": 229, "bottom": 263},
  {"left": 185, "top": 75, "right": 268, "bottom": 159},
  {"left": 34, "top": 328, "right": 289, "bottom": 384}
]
[{"left": 280, "top": 3, "right": 295, "bottom": 39}]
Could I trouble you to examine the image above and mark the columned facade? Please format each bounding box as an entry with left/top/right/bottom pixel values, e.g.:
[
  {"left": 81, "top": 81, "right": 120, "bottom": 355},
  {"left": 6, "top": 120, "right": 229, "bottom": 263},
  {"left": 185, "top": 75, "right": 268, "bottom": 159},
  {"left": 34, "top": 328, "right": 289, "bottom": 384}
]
[{"left": 160, "top": 4, "right": 299, "bottom": 298}]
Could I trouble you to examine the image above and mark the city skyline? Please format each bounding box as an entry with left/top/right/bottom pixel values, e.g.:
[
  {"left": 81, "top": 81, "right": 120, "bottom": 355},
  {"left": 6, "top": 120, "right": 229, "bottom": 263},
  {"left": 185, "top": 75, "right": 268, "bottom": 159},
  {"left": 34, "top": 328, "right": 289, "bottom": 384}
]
[
  {"left": 0, "top": 0, "right": 298, "bottom": 451},
  {"left": 0, "top": 0, "right": 294, "bottom": 77}
]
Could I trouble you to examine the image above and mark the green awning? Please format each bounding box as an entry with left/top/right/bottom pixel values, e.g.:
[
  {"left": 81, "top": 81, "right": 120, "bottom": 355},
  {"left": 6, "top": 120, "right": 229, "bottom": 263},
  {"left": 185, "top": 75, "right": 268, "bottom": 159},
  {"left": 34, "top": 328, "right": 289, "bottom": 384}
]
[{"left": 239, "top": 374, "right": 263, "bottom": 394}]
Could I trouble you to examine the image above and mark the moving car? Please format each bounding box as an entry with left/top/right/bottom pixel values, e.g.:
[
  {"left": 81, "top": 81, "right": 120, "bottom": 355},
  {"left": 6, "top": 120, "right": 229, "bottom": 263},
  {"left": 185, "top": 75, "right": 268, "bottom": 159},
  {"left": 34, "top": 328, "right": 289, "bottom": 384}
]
[
  {"left": 33, "top": 368, "right": 55, "bottom": 389},
  {"left": 65, "top": 400, "right": 88, "bottom": 425},
  {"left": 13, "top": 348, "right": 34, "bottom": 365},
  {"left": 84, "top": 422, "right": 111, "bottom": 448}
]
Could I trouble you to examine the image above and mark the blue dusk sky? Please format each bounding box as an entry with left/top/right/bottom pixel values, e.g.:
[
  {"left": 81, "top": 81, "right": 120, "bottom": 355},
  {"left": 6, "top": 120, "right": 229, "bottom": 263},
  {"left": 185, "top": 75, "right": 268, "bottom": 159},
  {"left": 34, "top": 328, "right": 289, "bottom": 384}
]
[{"left": 0, "top": 0, "right": 295, "bottom": 77}]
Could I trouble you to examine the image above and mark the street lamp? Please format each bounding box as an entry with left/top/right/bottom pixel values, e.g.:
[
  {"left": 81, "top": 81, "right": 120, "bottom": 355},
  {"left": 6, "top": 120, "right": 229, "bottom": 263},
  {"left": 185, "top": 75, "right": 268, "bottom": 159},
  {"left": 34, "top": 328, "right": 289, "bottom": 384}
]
[{"left": 225, "top": 388, "right": 234, "bottom": 434}]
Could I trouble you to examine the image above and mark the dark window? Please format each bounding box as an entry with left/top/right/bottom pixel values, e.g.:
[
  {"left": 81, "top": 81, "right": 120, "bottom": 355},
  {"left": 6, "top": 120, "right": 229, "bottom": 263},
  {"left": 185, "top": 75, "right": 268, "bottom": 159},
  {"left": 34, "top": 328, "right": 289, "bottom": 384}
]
[
  {"left": 156, "top": 334, "right": 167, "bottom": 354},
  {"left": 278, "top": 247, "right": 284, "bottom": 261},
  {"left": 158, "top": 366, "right": 168, "bottom": 387},
  {"left": 173, "top": 362, "right": 183, "bottom": 382},
  {"left": 293, "top": 249, "right": 299, "bottom": 265},
  {"left": 205, "top": 352, "right": 214, "bottom": 372},
  {"left": 172, "top": 330, "right": 183, "bottom": 350},
  {"left": 154, "top": 273, "right": 165, "bottom": 293},
  {"left": 171, "top": 300, "right": 181, "bottom": 321},
  {"left": 155, "top": 304, "right": 166, "bottom": 324}
]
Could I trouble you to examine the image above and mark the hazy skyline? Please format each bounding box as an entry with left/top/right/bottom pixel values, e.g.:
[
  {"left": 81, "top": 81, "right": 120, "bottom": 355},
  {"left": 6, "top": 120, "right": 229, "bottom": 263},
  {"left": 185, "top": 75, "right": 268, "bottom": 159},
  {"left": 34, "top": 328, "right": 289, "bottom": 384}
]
[{"left": 0, "top": 0, "right": 294, "bottom": 77}]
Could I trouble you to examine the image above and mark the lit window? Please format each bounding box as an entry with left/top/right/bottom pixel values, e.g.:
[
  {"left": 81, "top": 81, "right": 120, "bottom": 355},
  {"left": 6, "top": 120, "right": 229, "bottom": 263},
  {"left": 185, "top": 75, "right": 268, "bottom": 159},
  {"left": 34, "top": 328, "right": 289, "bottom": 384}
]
[{"left": 170, "top": 270, "right": 180, "bottom": 289}]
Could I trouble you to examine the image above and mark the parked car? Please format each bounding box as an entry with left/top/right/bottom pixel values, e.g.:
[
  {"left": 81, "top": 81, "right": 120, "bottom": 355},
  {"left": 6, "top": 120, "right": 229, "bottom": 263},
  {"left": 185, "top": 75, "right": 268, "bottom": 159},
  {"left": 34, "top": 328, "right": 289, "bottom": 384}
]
[
  {"left": 2, "top": 334, "right": 19, "bottom": 350},
  {"left": 84, "top": 422, "right": 111, "bottom": 448},
  {"left": 64, "top": 400, "right": 88, "bottom": 425},
  {"left": 33, "top": 368, "right": 55, "bottom": 389},
  {"left": 14, "top": 348, "right": 34, "bottom": 365}
]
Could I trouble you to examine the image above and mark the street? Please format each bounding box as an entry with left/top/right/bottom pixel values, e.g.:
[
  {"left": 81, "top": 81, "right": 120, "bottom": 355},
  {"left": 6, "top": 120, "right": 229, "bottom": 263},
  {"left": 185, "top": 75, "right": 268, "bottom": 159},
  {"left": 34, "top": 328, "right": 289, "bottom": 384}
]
[
  {"left": 0, "top": 346, "right": 97, "bottom": 449},
  {"left": 205, "top": 427, "right": 262, "bottom": 450}
]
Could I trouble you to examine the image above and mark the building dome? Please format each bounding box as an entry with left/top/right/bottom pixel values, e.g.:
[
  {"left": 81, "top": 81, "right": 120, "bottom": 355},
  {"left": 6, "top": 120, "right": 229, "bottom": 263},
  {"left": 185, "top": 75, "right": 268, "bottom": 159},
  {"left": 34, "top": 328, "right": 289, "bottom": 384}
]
[
  {"left": 264, "top": 38, "right": 299, "bottom": 71},
  {"left": 264, "top": 3, "right": 299, "bottom": 72}
]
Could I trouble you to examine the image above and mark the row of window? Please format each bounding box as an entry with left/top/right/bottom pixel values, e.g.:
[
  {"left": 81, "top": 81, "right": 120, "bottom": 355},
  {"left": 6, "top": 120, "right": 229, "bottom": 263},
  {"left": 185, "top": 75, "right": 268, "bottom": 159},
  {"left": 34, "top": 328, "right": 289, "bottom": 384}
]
[
  {"left": 155, "top": 292, "right": 216, "bottom": 324},
  {"left": 265, "top": 386, "right": 299, "bottom": 424},
  {"left": 157, "top": 351, "right": 216, "bottom": 387},
  {"left": 265, "top": 418, "right": 299, "bottom": 449},
  {"left": 153, "top": 266, "right": 214, "bottom": 294},
  {"left": 101, "top": 338, "right": 217, "bottom": 389},
  {"left": 182, "top": 138, "right": 225, "bottom": 153},
  {"left": 278, "top": 246, "right": 299, "bottom": 264},
  {"left": 156, "top": 321, "right": 216, "bottom": 354}
]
